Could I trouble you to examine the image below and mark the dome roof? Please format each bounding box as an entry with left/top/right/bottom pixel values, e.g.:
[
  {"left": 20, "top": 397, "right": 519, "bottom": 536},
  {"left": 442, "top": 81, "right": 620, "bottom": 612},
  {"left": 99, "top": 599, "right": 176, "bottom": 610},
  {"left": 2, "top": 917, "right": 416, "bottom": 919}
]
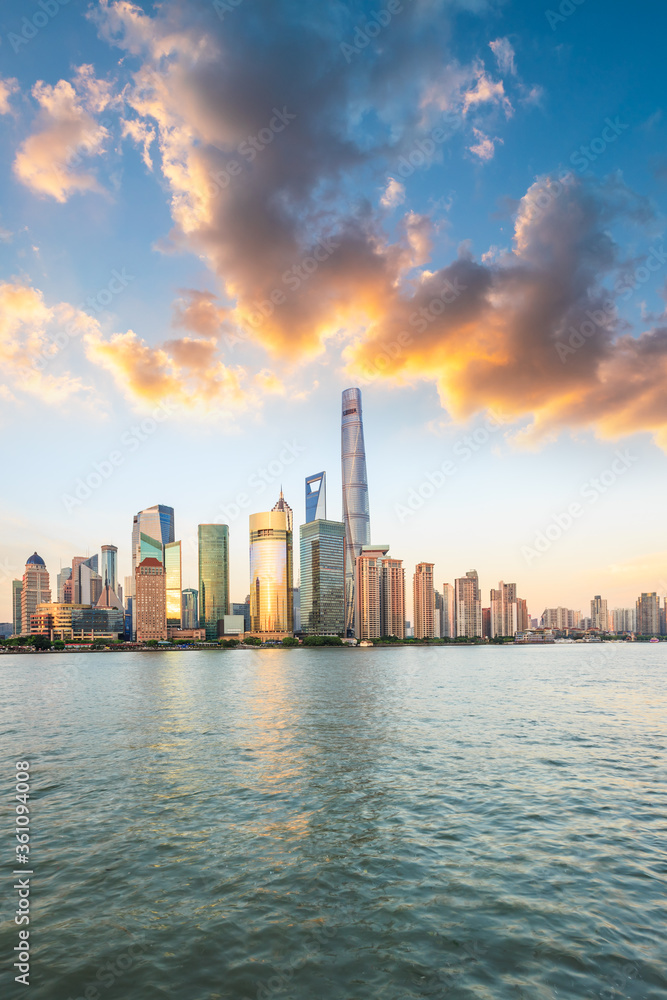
[{"left": 26, "top": 552, "right": 45, "bottom": 566}]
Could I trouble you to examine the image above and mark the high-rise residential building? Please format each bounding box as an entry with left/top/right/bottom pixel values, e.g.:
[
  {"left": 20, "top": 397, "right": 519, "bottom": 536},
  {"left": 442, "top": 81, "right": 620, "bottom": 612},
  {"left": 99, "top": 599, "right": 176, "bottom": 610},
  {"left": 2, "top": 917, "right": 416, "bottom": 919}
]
[
  {"left": 455, "top": 570, "right": 482, "bottom": 638},
  {"left": 612, "top": 608, "right": 635, "bottom": 633},
  {"left": 305, "top": 472, "right": 327, "bottom": 523},
  {"left": 249, "top": 498, "right": 293, "bottom": 637},
  {"left": 198, "top": 524, "right": 230, "bottom": 640},
  {"left": 21, "top": 553, "right": 51, "bottom": 634},
  {"left": 182, "top": 589, "right": 199, "bottom": 630},
  {"left": 101, "top": 545, "right": 118, "bottom": 594},
  {"left": 516, "top": 598, "right": 529, "bottom": 633},
  {"left": 135, "top": 557, "right": 167, "bottom": 642},
  {"left": 590, "top": 595, "right": 609, "bottom": 632},
  {"left": 381, "top": 558, "right": 405, "bottom": 639},
  {"left": 165, "top": 541, "right": 182, "bottom": 629},
  {"left": 12, "top": 580, "right": 23, "bottom": 637},
  {"left": 482, "top": 607, "right": 491, "bottom": 639},
  {"left": 131, "top": 504, "right": 175, "bottom": 637},
  {"left": 434, "top": 589, "right": 443, "bottom": 639},
  {"left": 62, "top": 576, "right": 73, "bottom": 603},
  {"left": 490, "top": 581, "right": 518, "bottom": 638},
  {"left": 342, "top": 387, "right": 371, "bottom": 635},
  {"left": 541, "top": 607, "right": 583, "bottom": 630},
  {"left": 57, "top": 567, "right": 72, "bottom": 603},
  {"left": 354, "top": 544, "right": 389, "bottom": 641},
  {"left": 413, "top": 563, "right": 435, "bottom": 639},
  {"left": 442, "top": 583, "right": 456, "bottom": 638},
  {"left": 299, "top": 519, "right": 345, "bottom": 635},
  {"left": 636, "top": 593, "right": 660, "bottom": 635}
]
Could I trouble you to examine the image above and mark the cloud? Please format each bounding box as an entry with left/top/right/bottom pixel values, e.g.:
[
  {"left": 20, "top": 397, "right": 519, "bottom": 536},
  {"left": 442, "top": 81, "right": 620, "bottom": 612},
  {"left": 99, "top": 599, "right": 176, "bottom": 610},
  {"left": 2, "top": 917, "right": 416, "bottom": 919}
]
[
  {"left": 13, "top": 67, "right": 115, "bottom": 202},
  {"left": 381, "top": 177, "right": 406, "bottom": 209},
  {"left": 462, "top": 67, "right": 513, "bottom": 117},
  {"left": 345, "top": 173, "right": 667, "bottom": 450},
  {"left": 0, "top": 77, "right": 18, "bottom": 115},
  {"left": 489, "top": 38, "right": 516, "bottom": 76},
  {"left": 469, "top": 128, "right": 502, "bottom": 161}
]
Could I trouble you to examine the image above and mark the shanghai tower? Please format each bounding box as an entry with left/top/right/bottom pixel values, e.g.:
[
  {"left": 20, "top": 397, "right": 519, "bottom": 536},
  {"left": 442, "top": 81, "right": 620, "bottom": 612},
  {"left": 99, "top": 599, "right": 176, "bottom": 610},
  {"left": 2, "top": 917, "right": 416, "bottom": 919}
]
[{"left": 341, "top": 387, "right": 371, "bottom": 634}]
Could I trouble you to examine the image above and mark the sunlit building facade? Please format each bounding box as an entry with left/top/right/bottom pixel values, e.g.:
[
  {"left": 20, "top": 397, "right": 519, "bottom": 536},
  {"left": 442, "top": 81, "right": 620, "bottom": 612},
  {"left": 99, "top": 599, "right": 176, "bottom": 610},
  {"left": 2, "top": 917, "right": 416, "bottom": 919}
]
[
  {"left": 135, "top": 557, "right": 167, "bottom": 642},
  {"left": 21, "top": 553, "right": 51, "bottom": 635},
  {"left": 455, "top": 570, "right": 482, "bottom": 638},
  {"left": 636, "top": 593, "right": 660, "bottom": 635},
  {"left": 442, "top": 582, "right": 456, "bottom": 638},
  {"left": 131, "top": 504, "right": 175, "bottom": 638},
  {"left": 354, "top": 544, "right": 389, "bottom": 641},
  {"left": 198, "top": 524, "right": 230, "bottom": 640},
  {"left": 590, "top": 595, "right": 609, "bottom": 631},
  {"left": 165, "top": 541, "right": 182, "bottom": 629},
  {"left": 381, "top": 558, "right": 405, "bottom": 639},
  {"left": 413, "top": 562, "right": 435, "bottom": 639},
  {"left": 32, "top": 603, "right": 124, "bottom": 641},
  {"left": 299, "top": 519, "right": 345, "bottom": 635},
  {"left": 249, "top": 501, "right": 293, "bottom": 637},
  {"left": 490, "top": 581, "right": 518, "bottom": 638},
  {"left": 342, "top": 388, "right": 371, "bottom": 635}
]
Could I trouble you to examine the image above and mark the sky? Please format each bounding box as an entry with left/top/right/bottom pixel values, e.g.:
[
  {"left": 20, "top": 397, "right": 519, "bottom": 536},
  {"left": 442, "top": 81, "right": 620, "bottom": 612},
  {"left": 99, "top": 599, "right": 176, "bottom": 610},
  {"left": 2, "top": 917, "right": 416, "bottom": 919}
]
[{"left": 1, "top": 0, "right": 667, "bottom": 622}]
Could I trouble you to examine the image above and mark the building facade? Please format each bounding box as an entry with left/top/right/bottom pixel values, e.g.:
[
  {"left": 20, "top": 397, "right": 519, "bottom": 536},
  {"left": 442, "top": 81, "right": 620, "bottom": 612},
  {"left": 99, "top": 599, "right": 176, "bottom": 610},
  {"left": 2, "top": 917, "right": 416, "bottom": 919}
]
[
  {"left": 32, "top": 603, "right": 124, "bottom": 641},
  {"left": 131, "top": 504, "right": 175, "bottom": 637},
  {"left": 21, "top": 553, "right": 51, "bottom": 635},
  {"left": 611, "top": 607, "right": 635, "bottom": 633},
  {"left": 249, "top": 502, "right": 293, "bottom": 637},
  {"left": 57, "top": 567, "right": 72, "bottom": 603},
  {"left": 590, "top": 595, "right": 609, "bottom": 631},
  {"left": 299, "top": 519, "right": 345, "bottom": 635},
  {"left": 354, "top": 544, "right": 389, "bottom": 640},
  {"left": 182, "top": 589, "right": 199, "bottom": 629},
  {"left": 541, "top": 607, "right": 583, "bottom": 630},
  {"left": 381, "top": 558, "right": 405, "bottom": 639},
  {"left": 455, "top": 570, "right": 482, "bottom": 638},
  {"left": 305, "top": 472, "right": 327, "bottom": 523},
  {"left": 165, "top": 541, "right": 182, "bottom": 630},
  {"left": 490, "top": 581, "right": 518, "bottom": 638},
  {"left": 342, "top": 388, "right": 371, "bottom": 635},
  {"left": 12, "top": 580, "right": 23, "bottom": 637},
  {"left": 135, "top": 557, "right": 167, "bottom": 642},
  {"left": 413, "top": 562, "right": 435, "bottom": 639},
  {"left": 198, "top": 524, "right": 230, "bottom": 640},
  {"left": 636, "top": 593, "right": 660, "bottom": 635},
  {"left": 442, "top": 582, "right": 456, "bottom": 638}
]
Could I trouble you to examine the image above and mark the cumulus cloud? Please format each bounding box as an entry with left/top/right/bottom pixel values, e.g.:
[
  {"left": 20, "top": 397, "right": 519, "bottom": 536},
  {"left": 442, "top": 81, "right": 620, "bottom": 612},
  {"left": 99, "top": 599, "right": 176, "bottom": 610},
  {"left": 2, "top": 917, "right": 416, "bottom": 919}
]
[
  {"left": 381, "top": 177, "right": 406, "bottom": 209},
  {"left": 469, "top": 128, "right": 502, "bottom": 161},
  {"left": 13, "top": 67, "right": 115, "bottom": 202}
]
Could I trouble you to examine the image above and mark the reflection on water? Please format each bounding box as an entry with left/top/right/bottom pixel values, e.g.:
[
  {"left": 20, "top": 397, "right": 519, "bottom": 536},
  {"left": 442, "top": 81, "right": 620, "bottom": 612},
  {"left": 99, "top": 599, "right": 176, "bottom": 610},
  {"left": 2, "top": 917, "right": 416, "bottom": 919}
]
[{"left": 1, "top": 644, "right": 666, "bottom": 1000}]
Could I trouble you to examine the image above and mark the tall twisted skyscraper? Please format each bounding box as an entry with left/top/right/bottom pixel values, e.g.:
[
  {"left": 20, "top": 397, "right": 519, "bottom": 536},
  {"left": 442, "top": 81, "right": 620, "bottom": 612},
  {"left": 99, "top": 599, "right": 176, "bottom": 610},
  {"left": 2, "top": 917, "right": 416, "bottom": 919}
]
[{"left": 341, "top": 388, "right": 371, "bottom": 634}]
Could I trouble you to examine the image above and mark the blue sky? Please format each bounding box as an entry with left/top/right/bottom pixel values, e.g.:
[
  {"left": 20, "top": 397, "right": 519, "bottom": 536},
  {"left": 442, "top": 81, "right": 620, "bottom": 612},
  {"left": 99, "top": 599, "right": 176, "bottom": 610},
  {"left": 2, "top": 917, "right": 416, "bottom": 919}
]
[{"left": 1, "top": 0, "right": 666, "bottom": 621}]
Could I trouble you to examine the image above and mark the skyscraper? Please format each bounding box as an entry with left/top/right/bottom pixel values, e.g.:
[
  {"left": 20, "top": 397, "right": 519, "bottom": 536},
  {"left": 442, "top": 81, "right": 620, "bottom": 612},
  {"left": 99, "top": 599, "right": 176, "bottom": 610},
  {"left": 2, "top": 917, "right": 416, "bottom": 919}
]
[
  {"left": 413, "top": 562, "right": 435, "bottom": 639},
  {"left": 381, "top": 558, "right": 405, "bottom": 639},
  {"left": 490, "top": 581, "right": 518, "bottom": 638},
  {"left": 198, "top": 524, "right": 230, "bottom": 640},
  {"left": 101, "top": 545, "right": 118, "bottom": 594},
  {"left": 182, "top": 589, "right": 199, "bottom": 629},
  {"left": 442, "top": 583, "right": 456, "bottom": 638},
  {"left": 165, "top": 541, "right": 182, "bottom": 629},
  {"left": 342, "top": 387, "right": 371, "bottom": 634},
  {"left": 21, "top": 553, "right": 51, "bottom": 634},
  {"left": 299, "top": 518, "right": 345, "bottom": 635},
  {"left": 135, "top": 557, "right": 167, "bottom": 642},
  {"left": 612, "top": 608, "right": 635, "bottom": 633},
  {"left": 590, "top": 595, "right": 609, "bottom": 631},
  {"left": 354, "top": 544, "right": 389, "bottom": 640},
  {"left": 636, "top": 593, "right": 660, "bottom": 635},
  {"left": 131, "top": 504, "right": 175, "bottom": 637},
  {"left": 305, "top": 472, "right": 327, "bottom": 523},
  {"left": 57, "top": 567, "right": 72, "bottom": 603},
  {"left": 455, "top": 570, "right": 482, "bottom": 638},
  {"left": 249, "top": 499, "right": 293, "bottom": 637},
  {"left": 12, "top": 580, "right": 23, "bottom": 637}
]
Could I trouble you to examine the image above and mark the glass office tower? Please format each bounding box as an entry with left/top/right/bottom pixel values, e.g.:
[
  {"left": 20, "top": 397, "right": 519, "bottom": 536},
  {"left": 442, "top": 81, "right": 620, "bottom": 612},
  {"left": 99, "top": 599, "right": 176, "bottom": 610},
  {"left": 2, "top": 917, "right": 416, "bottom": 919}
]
[
  {"left": 182, "top": 589, "right": 198, "bottom": 629},
  {"left": 198, "top": 524, "right": 230, "bottom": 640},
  {"left": 101, "top": 545, "right": 118, "bottom": 593},
  {"left": 341, "top": 388, "right": 371, "bottom": 634},
  {"left": 165, "top": 541, "right": 182, "bottom": 629},
  {"left": 305, "top": 472, "right": 327, "bottom": 523},
  {"left": 299, "top": 519, "right": 345, "bottom": 635},
  {"left": 249, "top": 501, "right": 293, "bottom": 636}
]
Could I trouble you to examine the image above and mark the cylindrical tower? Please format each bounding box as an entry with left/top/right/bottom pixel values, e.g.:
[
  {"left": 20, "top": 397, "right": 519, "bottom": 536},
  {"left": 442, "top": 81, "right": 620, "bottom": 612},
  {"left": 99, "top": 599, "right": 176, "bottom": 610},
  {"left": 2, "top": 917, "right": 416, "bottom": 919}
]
[{"left": 341, "top": 387, "right": 371, "bottom": 635}]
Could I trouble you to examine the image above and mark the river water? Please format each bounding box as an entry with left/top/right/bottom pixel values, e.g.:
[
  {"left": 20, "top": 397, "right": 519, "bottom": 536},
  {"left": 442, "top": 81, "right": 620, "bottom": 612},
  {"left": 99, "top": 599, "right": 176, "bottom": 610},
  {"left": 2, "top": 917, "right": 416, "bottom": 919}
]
[{"left": 2, "top": 644, "right": 666, "bottom": 999}]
